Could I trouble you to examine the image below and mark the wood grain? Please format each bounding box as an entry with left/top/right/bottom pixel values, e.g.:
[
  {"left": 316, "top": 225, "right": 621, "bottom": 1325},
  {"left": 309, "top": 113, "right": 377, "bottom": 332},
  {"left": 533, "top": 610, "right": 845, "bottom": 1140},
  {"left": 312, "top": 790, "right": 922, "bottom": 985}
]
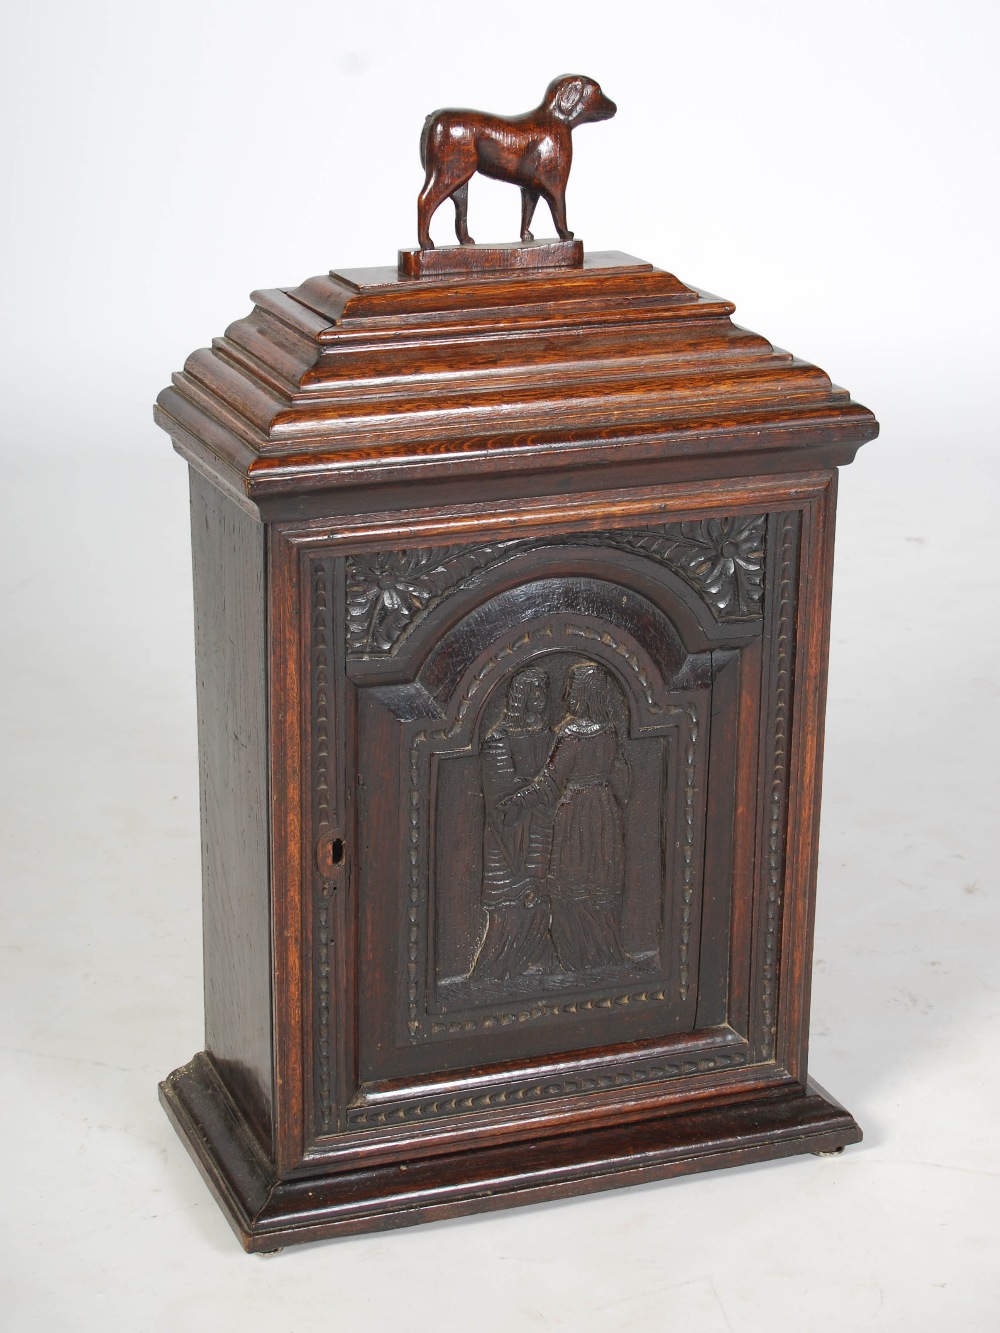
[
  {"left": 189, "top": 472, "right": 273, "bottom": 1151},
  {"left": 156, "top": 246, "right": 877, "bottom": 1250},
  {"left": 161, "top": 1052, "right": 860, "bottom": 1252},
  {"left": 413, "top": 76, "right": 616, "bottom": 252},
  {"left": 398, "top": 239, "right": 583, "bottom": 278},
  {"left": 154, "top": 252, "right": 876, "bottom": 522}
]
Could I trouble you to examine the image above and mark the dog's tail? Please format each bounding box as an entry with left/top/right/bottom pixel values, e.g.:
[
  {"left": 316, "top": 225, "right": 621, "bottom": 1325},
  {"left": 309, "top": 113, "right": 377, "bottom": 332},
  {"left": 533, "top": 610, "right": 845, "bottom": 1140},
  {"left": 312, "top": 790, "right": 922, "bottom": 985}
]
[{"left": 419, "top": 113, "right": 437, "bottom": 170}]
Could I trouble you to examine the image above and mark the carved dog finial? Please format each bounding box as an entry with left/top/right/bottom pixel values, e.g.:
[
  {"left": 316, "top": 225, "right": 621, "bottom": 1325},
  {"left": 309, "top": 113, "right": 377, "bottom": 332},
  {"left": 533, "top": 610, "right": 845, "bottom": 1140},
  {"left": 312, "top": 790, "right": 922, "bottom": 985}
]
[{"left": 417, "top": 75, "right": 617, "bottom": 251}]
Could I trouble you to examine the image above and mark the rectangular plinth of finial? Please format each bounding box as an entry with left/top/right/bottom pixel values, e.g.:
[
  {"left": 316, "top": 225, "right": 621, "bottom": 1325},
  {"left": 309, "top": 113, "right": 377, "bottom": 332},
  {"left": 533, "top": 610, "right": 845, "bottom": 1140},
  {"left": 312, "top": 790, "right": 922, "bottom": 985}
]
[{"left": 398, "top": 238, "right": 584, "bottom": 279}]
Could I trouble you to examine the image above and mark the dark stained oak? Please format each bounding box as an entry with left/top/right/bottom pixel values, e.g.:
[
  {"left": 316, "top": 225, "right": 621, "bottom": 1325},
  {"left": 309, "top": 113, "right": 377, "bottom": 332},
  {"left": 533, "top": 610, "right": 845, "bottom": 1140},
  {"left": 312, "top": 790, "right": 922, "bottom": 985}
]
[
  {"left": 155, "top": 242, "right": 878, "bottom": 1250},
  {"left": 415, "top": 75, "right": 616, "bottom": 251},
  {"left": 161, "top": 1052, "right": 860, "bottom": 1252},
  {"left": 189, "top": 474, "right": 273, "bottom": 1151},
  {"left": 155, "top": 252, "right": 873, "bottom": 525},
  {"left": 399, "top": 238, "right": 583, "bottom": 279}
]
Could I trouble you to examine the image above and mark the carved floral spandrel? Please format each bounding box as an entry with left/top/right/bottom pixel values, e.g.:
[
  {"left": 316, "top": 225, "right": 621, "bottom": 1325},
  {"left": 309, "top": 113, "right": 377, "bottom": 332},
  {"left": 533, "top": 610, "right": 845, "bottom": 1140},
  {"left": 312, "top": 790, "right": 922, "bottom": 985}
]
[
  {"left": 345, "top": 516, "right": 767, "bottom": 656},
  {"left": 346, "top": 545, "right": 509, "bottom": 653},
  {"left": 621, "top": 517, "right": 766, "bottom": 619}
]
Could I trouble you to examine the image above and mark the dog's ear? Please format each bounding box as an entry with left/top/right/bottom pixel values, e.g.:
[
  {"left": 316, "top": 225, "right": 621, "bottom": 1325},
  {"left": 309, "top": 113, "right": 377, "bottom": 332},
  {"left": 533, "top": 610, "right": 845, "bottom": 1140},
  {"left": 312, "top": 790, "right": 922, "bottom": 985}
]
[{"left": 554, "top": 78, "right": 584, "bottom": 121}]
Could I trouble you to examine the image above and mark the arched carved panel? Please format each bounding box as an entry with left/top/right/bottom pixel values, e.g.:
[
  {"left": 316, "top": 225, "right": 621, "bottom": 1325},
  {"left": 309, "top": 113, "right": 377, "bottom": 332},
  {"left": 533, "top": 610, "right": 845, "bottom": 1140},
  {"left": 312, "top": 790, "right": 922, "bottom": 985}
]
[
  {"left": 430, "top": 650, "right": 699, "bottom": 1017},
  {"left": 354, "top": 574, "right": 722, "bottom": 1086}
]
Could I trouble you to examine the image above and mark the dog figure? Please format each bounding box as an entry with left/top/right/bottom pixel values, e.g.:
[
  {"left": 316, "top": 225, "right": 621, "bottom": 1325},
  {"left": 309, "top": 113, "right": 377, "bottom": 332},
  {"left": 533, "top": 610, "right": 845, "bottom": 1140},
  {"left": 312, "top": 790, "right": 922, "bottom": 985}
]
[{"left": 417, "top": 75, "right": 617, "bottom": 251}]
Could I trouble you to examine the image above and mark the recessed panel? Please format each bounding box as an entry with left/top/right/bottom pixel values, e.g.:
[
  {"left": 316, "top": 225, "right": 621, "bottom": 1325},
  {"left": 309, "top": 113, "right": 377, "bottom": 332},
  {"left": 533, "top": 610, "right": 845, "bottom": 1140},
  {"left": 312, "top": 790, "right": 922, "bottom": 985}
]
[
  {"left": 355, "top": 577, "right": 726, "bottom": 1085},
  {"left": 430, "top": 651, "right": 691, "bottom": 1019}
]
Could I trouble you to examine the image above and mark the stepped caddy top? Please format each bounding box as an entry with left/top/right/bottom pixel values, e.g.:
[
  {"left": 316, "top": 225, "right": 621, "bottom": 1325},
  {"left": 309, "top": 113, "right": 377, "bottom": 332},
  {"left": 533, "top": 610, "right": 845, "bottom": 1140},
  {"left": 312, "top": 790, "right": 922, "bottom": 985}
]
[{"left": 154, "top": 79, "right": 877, "bottom": 520}]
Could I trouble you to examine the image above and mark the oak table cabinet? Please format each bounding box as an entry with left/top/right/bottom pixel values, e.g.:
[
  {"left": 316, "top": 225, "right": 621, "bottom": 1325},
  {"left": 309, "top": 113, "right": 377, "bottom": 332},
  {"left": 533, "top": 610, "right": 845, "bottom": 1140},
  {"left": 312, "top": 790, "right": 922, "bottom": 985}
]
[{"left": 155, "top": 250, "right": 878, "bottom": 1252}]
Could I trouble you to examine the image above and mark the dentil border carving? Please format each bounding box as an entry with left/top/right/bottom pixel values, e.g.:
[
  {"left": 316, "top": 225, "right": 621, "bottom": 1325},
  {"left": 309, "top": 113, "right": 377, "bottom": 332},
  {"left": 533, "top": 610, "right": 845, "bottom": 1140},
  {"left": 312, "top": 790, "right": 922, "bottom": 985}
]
[
  {"left": 758, "top": 511, "right": 797, "bottom": 1059},
  {"left": 312, "top": 561, "right": 335, "bottom": 1129}
]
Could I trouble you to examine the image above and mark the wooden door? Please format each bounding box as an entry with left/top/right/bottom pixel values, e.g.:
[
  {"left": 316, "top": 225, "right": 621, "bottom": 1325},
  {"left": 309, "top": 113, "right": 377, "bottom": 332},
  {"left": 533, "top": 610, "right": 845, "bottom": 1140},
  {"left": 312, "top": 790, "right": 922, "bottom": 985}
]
[{"left": 276, "top": 489, "right": 824, "bottom": 1174}]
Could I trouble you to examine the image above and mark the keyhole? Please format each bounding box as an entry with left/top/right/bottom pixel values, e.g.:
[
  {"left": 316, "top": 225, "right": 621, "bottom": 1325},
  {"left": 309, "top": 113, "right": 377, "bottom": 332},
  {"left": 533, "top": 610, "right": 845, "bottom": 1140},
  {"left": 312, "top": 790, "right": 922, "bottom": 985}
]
[{"left": 316, "top": 830, "right": 346, "bottom": 878}]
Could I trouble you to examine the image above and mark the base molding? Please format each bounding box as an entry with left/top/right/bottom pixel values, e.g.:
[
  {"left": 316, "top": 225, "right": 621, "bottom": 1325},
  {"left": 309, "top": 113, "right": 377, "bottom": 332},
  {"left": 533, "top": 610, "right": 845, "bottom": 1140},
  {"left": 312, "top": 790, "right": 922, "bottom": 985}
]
[{"left": 160, "top": 1052, "right": 861, "bottom": 1252}]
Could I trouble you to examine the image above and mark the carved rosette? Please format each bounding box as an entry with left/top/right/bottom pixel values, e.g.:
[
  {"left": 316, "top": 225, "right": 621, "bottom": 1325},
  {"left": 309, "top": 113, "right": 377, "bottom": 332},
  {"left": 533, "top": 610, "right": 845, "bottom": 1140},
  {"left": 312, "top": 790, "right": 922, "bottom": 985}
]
[
  {"left": 617, "top": 517, "right": 766, "bottom": 618},
  {"left": 346, "top": 545, "right": 516, "bottom": 653},
  {"left": 345, "top": 516, "right": 766, "bottom": 657}
]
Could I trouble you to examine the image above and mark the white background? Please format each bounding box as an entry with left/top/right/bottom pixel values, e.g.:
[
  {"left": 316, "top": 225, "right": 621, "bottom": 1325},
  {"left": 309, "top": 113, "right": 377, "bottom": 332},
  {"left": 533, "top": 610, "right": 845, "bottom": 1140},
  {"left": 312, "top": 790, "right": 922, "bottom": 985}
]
[{"left": 2, "top": 2, "right": 998, "bottom": 1329}]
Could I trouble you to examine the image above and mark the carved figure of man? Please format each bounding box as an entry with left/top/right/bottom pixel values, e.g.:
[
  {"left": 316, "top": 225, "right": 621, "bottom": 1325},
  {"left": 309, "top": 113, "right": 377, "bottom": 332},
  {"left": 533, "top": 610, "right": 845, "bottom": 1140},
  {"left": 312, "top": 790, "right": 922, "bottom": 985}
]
[
  {"left": 506, "top": 662, "right": 630, "bottom": 972},
  {"left": 471, "top": 667, "right": 555, "bottom": 980}
]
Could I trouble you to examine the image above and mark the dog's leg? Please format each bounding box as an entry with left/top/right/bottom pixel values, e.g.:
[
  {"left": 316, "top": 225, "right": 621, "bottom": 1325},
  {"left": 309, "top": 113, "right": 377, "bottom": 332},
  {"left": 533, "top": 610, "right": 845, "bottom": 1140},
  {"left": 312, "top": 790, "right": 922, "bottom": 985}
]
[
  {"left": 418, "top": 171, "right": 457, "bottom": 250},
  {"left": 417, "top": 175, "right": 439, "bottom": 251},
  {"left": 543, "top": 187, "right": 574, "bottom": 242},
  {"left": 520, "top": 187, "right": 540, "bottom": 242},
  {"left": 452, "top": 182, "right": 474, "bottom": 246}
]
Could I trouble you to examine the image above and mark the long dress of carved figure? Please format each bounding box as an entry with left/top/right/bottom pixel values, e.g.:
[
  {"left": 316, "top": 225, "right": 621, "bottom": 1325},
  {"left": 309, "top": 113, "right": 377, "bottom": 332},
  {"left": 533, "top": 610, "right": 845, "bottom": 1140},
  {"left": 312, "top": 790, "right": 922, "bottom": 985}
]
[
  {"left": 530, "top": 662, "right": 630, "bottom": 971},
  {"left": 471, "top": 667, "right": 555, "bottom": 980}
]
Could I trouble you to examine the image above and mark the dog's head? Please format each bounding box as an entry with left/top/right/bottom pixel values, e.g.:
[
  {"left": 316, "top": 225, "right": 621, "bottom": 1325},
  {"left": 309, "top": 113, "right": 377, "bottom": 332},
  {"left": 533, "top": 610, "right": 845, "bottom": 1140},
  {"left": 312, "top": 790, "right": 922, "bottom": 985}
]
[{"left": 545, "top": 75, "right": 617, "bottom": 127}]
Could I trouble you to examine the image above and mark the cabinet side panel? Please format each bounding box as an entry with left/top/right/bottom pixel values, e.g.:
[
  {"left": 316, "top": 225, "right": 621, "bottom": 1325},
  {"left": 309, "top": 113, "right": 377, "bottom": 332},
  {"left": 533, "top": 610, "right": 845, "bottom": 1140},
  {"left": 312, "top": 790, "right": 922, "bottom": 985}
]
[{"left": 189, "top": 469, "right": 273, "bottom": 1149}]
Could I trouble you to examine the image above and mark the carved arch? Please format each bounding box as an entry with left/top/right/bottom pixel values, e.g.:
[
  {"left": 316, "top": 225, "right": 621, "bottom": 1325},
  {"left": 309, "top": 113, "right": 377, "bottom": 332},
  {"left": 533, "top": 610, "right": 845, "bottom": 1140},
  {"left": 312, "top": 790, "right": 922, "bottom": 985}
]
[
  {"left": 345, "top": 521, "right": 766, "bottom": 678},
  {"left": 373, "top": 575, "right": 713, "bottom": 731}
]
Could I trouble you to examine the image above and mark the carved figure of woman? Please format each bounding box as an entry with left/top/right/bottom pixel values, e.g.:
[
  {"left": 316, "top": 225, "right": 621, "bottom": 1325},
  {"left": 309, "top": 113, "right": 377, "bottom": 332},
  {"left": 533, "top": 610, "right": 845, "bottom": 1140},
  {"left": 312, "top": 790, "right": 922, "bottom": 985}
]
[
  {"left": 512, "top": 662, "right": 630, "bottom": 972},
  {"left": 471, "top": 666, "right": 555, "bottom": 980}
]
